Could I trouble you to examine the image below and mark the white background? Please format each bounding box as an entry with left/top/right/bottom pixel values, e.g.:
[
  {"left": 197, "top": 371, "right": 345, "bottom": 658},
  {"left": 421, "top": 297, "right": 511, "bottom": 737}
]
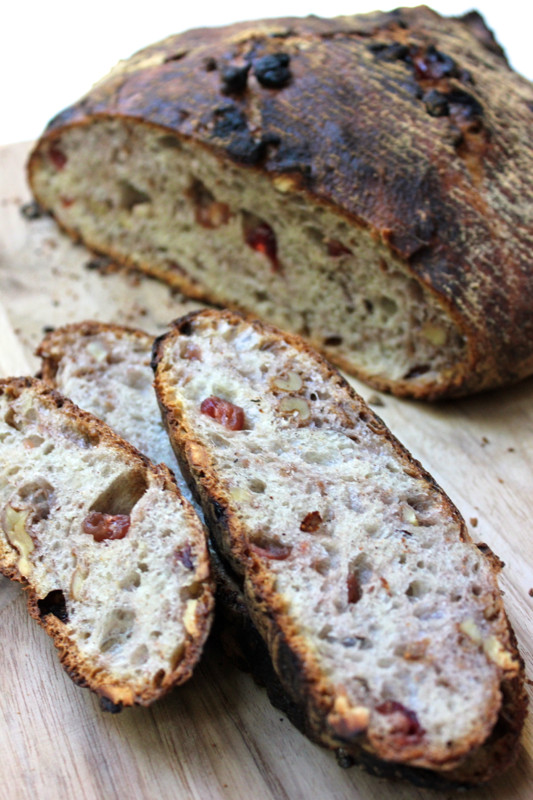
[{"left": 1, "top": 1, "right": 531, "bottom": 146}]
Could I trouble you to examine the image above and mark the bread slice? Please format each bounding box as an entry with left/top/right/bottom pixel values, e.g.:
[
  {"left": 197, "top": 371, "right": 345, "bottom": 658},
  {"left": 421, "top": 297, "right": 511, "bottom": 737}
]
[
  {"left": 37, "top": 320, "right": 193, "bottom": 502},
  {"left": 27, "top": 8, "right": 533, "bottom": 399},
  {"left": 0, "top": 377, "right": 213, "bottom": 709},
  {"left": 152, "top": 308, "right": 526, "bottom": 784}
]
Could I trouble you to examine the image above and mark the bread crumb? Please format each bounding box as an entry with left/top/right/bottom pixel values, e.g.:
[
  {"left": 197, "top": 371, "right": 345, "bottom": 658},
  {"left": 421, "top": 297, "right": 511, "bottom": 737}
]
[
  {"left": 469, "top": 517, "right": 478, "bottom": 528},
  {"left": 481, "top": 436, "right": 490, "bottom": 446},
  {"left": 367, "top": 394, "right": 385, "bottom": 407},
  {"left": 528, "top": 588, "right": 533, "bottom": 598}
]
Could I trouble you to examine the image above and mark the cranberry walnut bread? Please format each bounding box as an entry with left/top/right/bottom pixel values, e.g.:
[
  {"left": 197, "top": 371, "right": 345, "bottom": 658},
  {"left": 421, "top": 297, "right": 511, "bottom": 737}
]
[
  {"left": 152, "top": 309, "right": 526, "bottom": 785},
  {"left": 37, "top": 320, "right": 194, "bottom": 503},
  {"left": 0, "top": 378, "right": 213, "bottom": 709},
  {"left": 27, "top": 7, "right": 533, "bottom": 399}
]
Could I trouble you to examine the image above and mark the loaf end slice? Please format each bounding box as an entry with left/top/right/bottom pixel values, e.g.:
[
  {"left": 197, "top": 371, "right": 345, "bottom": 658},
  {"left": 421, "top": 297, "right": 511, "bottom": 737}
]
[
  {"left": 152, "top": 309, "right": 527, "bottom": 783},
  {"left": 0, "top": 378, "right": 214, "bottom": 708},
  {"left": 37, "top": 320, "right": 194, "bottom": 503}
]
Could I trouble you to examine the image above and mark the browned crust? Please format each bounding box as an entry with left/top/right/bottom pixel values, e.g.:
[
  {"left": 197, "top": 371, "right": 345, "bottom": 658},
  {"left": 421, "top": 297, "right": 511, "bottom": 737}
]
[
  {"left": 0, "top": 377, "right": 214, "bottom": 708},
  {"left": 28, "top": 6, "right": 533, "bottom": 399},
  {"left": 151, "top": 308, "right": 527, "bottom": 783}
]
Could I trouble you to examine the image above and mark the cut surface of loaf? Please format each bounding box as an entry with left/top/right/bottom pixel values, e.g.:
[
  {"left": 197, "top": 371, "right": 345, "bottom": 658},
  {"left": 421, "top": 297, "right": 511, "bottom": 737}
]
[
  {"left": 37, "top": 321, "right": 193, "bottom": 503},
  {"left": 152, "top": 309, "right": 526, "bottom": 783},
  {"left": 27, "top": 7, "right": 533, "bottom": 399},
  {"left": 0, "top": 378, "right": 213, "bottom": 708}
]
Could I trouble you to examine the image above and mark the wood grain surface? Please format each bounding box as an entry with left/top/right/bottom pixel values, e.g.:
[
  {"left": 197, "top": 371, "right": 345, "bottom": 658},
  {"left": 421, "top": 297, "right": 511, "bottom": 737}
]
[{"left": 0, "top": 142, "right": 532, "bottom": 800}]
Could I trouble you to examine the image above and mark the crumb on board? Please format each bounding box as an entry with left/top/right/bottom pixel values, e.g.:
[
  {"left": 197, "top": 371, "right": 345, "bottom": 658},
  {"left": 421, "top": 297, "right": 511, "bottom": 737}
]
[
  {"left": 367, "top": 393, "right": 385, "bottom": 407},
  {"left": 529, "top": 588, "right": 533, "bottom": 598},
  {"left": 469, "top": 517, "right": 478, "bottom": 528},
  {"left": 481, "top": 436, "right": 490, "bottom": 446}
]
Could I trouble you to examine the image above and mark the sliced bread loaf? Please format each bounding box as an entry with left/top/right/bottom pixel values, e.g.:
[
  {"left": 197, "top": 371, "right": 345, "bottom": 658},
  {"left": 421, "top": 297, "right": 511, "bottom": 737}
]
[
  {"left": 27, "top": 7, "right": 533, "bottom": 399},
  {"left": 0, "top": 377, "right": 213, "bottom": 708},
  {"left": 151, "top": 309, "right": 526, "bottom": 784}
]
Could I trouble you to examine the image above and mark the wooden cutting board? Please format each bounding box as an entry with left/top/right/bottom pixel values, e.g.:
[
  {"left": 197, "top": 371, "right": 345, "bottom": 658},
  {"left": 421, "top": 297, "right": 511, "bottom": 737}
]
[{"left": 0, "top": 142, "right": 532, "bottom": 800}]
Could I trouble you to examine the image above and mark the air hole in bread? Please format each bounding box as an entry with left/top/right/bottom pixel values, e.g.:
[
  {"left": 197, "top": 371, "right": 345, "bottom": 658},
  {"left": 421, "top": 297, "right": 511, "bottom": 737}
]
[
  {"left": 180, "top": 580, "right": 204, "bottom": 600},
  {"left": 89, "top": 469, "right": 148, "bottom": 516},
  {"left": 406, "top": 580, "right": 429, "bottom": 599},
  {"left": 323, "top": 335, "right": 343, "bottom": 347},
  {"left": 4, "top": 408, "right": 21, "bottom": 431},
  {"left": 37, "top": 589, "right": 68, "bottom": 622},
  {"left": 100, "top": 608, "right": 135, "bottom": 652},
  {"left": 187, "top": 178, "right": 231, "bottom": 229},
  {"left": 130, "top": 643, "right": 149, "bottom": 666},
  {"left": 118, "top": 180, "right": 151, "bottom": 210},
  {"left": 158, "top": 134, "right": 182, "bottom": 149},
  {"left": 379, "top": 297, "right": 399, "bottom": 318},
  {"left": 311, "top": 556, "right": 331, "bottom": 575},
  {"left": 153, "top": 668, "right": 166, "bottom": 688},
  {"left": 208, "top": 432, "right": 230, "bottom": 448},
  {"left": 119, "top": 571, "right": 141, "bottom": 590},
  {"left": 18, "top": 477, "right": 55, "bottom": 521},
  {"left": 248, "top": 478, "right": 266, "bottom": 493},
  {"left": 170, "top": 643, "right": 185, "bottom": 669}
]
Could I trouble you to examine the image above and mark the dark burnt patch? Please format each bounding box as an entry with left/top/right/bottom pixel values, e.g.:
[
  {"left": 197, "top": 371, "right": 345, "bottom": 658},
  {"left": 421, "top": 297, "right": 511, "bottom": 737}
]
[
  {"left": 20, "top": 201, "right": 47, "bottom": 221},
  {"left": 253, "top": 53, "right": 292, "bottom": 88},
  {"left": 212, "top": 104, "right": 248, "bottom": 137},
  {"left": 99, "top": 696, "right": 123, "bottom": 713},
  {"left": 163, "top": 50, "right": 188, "bottom": 64},
  {"left": 221, "top": 63, "right": 251, "bottom": 95},
  {"left": 38, "top": 589, "right": 68, "bottom": 623}
]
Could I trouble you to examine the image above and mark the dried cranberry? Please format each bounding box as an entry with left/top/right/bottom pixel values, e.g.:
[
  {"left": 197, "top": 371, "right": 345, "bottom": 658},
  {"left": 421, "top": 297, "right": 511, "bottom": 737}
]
[
  {"left": 250, "top": 542, "right": 292, "bottom": 560},
  {"left": 243, "top": 217, "right": 280, "bottom": 272},
  {"left": 327, "top": 240, "right": 352, "bottom": 257},
  {"left": 300, "top": 511, "right": 323, "bottom": 532},
  {"left": 82, "top": 511, "right": 130, "bottom": 542},
  {"left": 49, "top": 144, "right": 67, "bottom": 170},
  {"left": 347, "top": 573, "right": 362, "bottom": 604},
  {"left": 375, "top": 700, "right": 425, "bottom": 744},
  {"left": 175, "top": 544, "right": 195, "bottom": 569},
  {"left": 200, "top": 396, "right": 245, "bottom": 431}
]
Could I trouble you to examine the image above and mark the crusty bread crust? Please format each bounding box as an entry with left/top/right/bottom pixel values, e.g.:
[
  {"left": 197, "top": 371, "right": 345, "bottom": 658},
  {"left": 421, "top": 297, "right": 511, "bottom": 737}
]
[
  {"left": 152, "top": 308, "right": 527, "bottom": 783},
  {"left": 28, "top": 7, "right": 533, "bottom": 398},
  {"left": 0, "top": 377, "right": 214, "bottom": 708}
]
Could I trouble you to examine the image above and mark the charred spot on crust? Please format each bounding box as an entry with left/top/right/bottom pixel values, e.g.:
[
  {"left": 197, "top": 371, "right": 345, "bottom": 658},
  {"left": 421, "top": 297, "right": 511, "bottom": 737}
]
[
  {"left": 403, "top": 364, "right": 430, "bottom": 380},
  {"left": 163, "top": 50, "right": 188, "bottom": 64},
  {"left": 423, "top": 89, "right": 450, "bottom": 117},
  {"left": 20, "top": 201, "right": 46, "bottom": 220},
  {"left": 212, "top": 500, "right": 226, "bottom": 521},
  {"left": 221, "top": 63, "right": 251, "bottom": 95},
  {"left": 412, "top": 45, "right": 458, "bottom": 80},
  {"left": 99, "top": 696, "right": 123, "bottom": 713},
  {"left": 212, "top": 104, "right": 248, "bottom": 137},
  {"left": 38, "top": 589, "right": 68, "bottom": 623},
  {"left": 253, "top": 53, "right": 291, "bottom": 88},
  {"left": 367, "top": 42, "right": 411, "bottom": 63}
]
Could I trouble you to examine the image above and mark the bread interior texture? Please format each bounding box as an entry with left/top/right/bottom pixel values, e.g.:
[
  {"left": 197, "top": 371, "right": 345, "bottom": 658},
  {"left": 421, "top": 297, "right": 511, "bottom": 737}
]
[
  {"left": 32, "top": 119, "right": 466, "bottom": 390},
  {"left": 0, "top": 385, "right": 207, "bottom": 700},
  {"left": 155, "top": 314, "right": 515, "bottom": 767}
]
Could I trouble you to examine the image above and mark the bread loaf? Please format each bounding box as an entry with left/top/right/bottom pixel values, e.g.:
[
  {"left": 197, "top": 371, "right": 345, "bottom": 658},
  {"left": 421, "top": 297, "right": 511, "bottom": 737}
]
[
  {"left": 0, "top": 378, "right": 213, "bottom": 708},
  {"left": 27, "top": 7, "right": 533, "bottom": 399},
  {"left": 151, "top": 308, "right": 526, "bottom": 784}
]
